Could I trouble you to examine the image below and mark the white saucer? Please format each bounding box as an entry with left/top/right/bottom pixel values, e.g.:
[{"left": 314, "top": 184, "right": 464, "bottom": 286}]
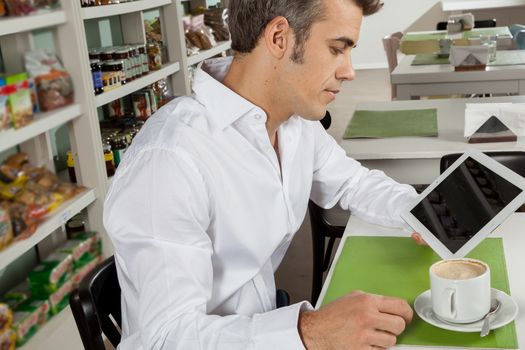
[{"left": 414, "top": 288, "right": 519, "bottom": 332}]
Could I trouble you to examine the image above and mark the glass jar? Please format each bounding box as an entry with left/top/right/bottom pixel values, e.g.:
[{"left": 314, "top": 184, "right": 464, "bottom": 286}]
[
  {"left": 114, "top": 49, "right": 133, "bottom": 83},
  {"left": 88, "top": 49, "right": 101, "bottom": 61},
  {"left": 137, "top": 44, "right": 149, "bottom": 76},
  {"left": 100, "top": 48, "right": 115, "bottom": 62},
  {"left": 127, "top": 46, "right": 140, "bottom": 80},
  {"left": 107, "top": 97, "right": 125, "bottom": 119},
  {"left": 65, "top": 213, "right": 85, "bottom": 239},
  {"left": 109, "top": 134, "right": 128, "bottom": 168},
  {"left": 102, "top": 62, "right": 120, "bottom": 91},
  {"left": 104, "top": 60, "right": 125, "bottom": 86},
  {"left": 81, "top": 0, "right": 95, "bottom": 7},
  {"left": 90, "top": 59, "right": 104, "bottom": 95},
  {"left": 103, "top": 144, "right": 116, "bottom": 177}
]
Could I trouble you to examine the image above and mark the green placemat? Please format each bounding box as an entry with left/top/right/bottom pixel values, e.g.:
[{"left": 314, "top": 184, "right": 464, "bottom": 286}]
[
  {"left": 344, "top": 109, "right": 438, "bottom": 139},
  {"left": 402, "top": 27, "right": 510, "bottom": 41},
  {"left": 321, "top": 236, "right": 518, "bottom": 349},
  {"left": 412, "top": 53, "right": 450, "bottom": 65}
]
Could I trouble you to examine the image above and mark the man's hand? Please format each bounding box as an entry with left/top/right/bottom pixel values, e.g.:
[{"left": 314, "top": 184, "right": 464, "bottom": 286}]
[
  {"left": 299, "top": 291, "right": 413, "bottom": 350},
  {"left": 411, "top": 232, "right": 428, "bottom": 246}
]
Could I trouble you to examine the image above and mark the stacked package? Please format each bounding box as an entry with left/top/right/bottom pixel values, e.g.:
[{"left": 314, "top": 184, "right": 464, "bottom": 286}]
[{"left": 0, "top": 231, "right": 102, "bottom": 347}]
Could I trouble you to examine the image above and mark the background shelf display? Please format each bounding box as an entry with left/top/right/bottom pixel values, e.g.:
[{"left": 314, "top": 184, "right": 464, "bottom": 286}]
[
  {"left": 187, "top": 40, "right": 231, "bottom": 66},
  {"left": 0, "top": 10, "right": 67, "bottom": 36},
  {"left": 0, "top": 189, "right": 97, "bottom": 271},
  {"left": 81, "top": 0, "right": 172, "bottom": 19},
  {"left": 0, "top": 104, "right": 82, "bottom": 153},
  {"left": 94, "top": 62, "right": 180, "bottom": 107}
]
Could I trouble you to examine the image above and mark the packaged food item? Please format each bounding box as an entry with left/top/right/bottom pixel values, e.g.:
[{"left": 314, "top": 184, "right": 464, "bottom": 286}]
[
  {"left": 132, "top": 91, "right": 152, "bottom": 120},
  {"left": 5, "top": 73, "right": 33, "bottom": 129},
  {"left": 24, "top": 50, "right": 74, "bottom": 112},
  {"left": 0, "top": 77, "right": 10, "bottom": 131},
  {"left": 0, "top": 329, "right": 16, "bottom": 350},
  {"left": 184, "top": 14, "right": 216, "bottom": 51},
  {"left": 0, "top": 1, "right": 6, "bottom": 16},
  {"left": 4, "top": 0, "right": 36, "bottom": 16},
  {"left": 144, "top": 17, "right": 163, "bottom": 43},
  {"left": 146, "top": 43, "right": 162, "bottom": 71},
  {"left": 69, "top": 231, "right": 102, "bottom": 257},
  {"left": 7, "top": 202, "right": 39, "bottom": 240},
  {"left": 0, "top": 303, "right": 12, "bottom": 333},
  {"left": 72, "top": 254, "right": 103, "bottom": 287},
  {"left": 143, "top": 88, "right": 158, "bottom": 113},
  {"left": 3, "top": 280, "right": 31, "bottom": 308},
  {"left": 29, "top": 252, "right": 73, "bottom": 296},
  {"left": 107, "top": 97, "right": 125, "bottom": 119},
  {"left": 0, "top": 203, "right": 13, "bottom": 251},
  {"left": 11, "top": 298, "right": 49, "bottom": 347},
  {"left": 203, "top": 7, "right": 230, "bottom": 42},
  {"left": 57, "top": 236, "right": 99, "bottom": 268},
  {"left": 31, "top": 0, "right": 60, "bottom": 10},
  {"left": 103, "top": 144, "right": 115, "bottom": 177},
  {"left": 66, "top": 150, "right": 76, "bottom": 183},
  {"left": 47, "top": 280, "right": 73, "bottom": 315},
  {"left": 90, "top": 59, "right": 104, "bottom": 95},
  {"left": 65, "top": 213, "right": 85, "bottom": 237}
]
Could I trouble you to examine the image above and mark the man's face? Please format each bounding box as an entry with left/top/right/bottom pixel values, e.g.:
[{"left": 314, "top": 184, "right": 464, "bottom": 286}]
[{"left": 277, "top": 0, "right": 362, "bottom": 121}]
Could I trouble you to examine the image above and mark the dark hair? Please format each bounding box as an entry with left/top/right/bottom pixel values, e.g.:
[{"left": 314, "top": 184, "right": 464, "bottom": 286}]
[{"left": 228, "top": 0, "right": 383, "bottom": 62}]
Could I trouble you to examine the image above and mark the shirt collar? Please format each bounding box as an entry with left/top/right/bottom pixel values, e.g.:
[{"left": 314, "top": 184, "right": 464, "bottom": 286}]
[{"left": 192, "top": 57, "right": 265, "bottom": 130}]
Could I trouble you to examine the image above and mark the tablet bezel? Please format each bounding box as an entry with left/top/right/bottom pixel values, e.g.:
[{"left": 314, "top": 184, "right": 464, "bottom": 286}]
[{"left": 401, "top": 149, "right": 525, "bottom": 259}]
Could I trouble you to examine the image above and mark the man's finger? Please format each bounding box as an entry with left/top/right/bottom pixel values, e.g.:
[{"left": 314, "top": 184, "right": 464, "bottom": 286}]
[{"left": 377, "top": 296, "right": 413, "bottom": 325}]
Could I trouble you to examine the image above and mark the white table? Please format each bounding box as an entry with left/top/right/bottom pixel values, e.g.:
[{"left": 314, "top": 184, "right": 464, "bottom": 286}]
[
  {"left": 391, "top": 55, "right": 525, "bottom": 100},
  {"left": 441, "top": 0, "right": 525, "bottom": 11},
  {"left": 339, "top": 96, "right": 525, "bottom": 185},
  {"left": 317, "top": 213, "right": 525, "bottom": 349}
]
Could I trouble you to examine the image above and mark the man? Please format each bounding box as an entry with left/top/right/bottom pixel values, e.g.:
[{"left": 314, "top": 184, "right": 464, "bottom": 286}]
[{"left": 104, "top": 0, "right": 418, "bottom": 348}]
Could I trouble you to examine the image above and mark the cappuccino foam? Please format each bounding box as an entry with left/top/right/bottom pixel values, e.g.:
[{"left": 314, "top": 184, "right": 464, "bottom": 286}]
[{"left": 432, "top": 260, "right": 486, "bottom": 280}]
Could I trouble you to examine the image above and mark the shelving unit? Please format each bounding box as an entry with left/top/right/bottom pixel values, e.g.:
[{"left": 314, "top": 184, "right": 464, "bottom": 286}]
[
  {"left": 0, "top": 104, "right": 82, "bottom": 152},
  {"left": 81, "top": 0, "right": 172, "bottom": 19},
  {"left": 187, "top": 40, "right": 231, "bottom": 66},
  {"left": 95, "top": 62, "right": 181, "bottom": 107},
  {"left": 0, "top": 1, "right": 231, "bottom": 349},
  {"left": 0, "top": 10, "right": 67, "bottom": 36},
  {"left": 0, "top": 189, "right": 96, "bottom": 271}
]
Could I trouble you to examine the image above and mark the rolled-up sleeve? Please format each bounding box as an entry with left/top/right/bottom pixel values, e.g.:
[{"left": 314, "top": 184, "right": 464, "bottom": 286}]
[
  {"left": 104, "top": 148, "right": 310, "bottom": 350},
  {"left": 309, "top": 122, "right": 417, "bottom": 229}
]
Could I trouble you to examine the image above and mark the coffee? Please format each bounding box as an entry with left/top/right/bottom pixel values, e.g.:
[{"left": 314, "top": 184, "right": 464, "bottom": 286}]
[{"left": 432, "top": 260, "right": 486, "bottom": 280}]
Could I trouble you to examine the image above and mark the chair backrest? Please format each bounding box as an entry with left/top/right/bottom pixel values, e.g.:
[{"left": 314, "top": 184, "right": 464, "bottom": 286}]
[
  {"left": 440, "top": 151, "right": 525, "bottom": 177},
  {"left": 70, "top": 256, "right": 122, "bottom": 350},
  {"left": 382, "top": 31, "right": 403, "bottom": 100},
  {"left": 436, "top": 19, "right": 496, "bottom": 30}
]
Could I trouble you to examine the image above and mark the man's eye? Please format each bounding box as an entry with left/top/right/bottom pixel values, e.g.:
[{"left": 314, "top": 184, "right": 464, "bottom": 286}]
[{"left": 330, "top": 47, "right": 344, "bottom": 55}]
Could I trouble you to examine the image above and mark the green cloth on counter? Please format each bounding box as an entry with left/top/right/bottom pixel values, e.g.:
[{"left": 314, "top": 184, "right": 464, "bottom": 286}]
[
  {"left": 402, "top": 27, "right": 510, "bottom": 42},
  {"left": 412, "top": 53, "right": 450, "bottom": 65},
  {"left": 320, "top": 236, "right": 518, "bottom": 349},
  {"left": 343, "top": 108, "right": 438, "bottom": 139}
]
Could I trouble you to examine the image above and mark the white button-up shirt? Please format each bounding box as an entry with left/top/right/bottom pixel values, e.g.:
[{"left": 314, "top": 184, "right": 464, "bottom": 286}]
[{"left": 104, "top": 57, "right": 417, "bottom": 350}]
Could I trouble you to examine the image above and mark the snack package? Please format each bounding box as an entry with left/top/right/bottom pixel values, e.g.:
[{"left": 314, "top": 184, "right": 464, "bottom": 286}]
[
  {"left": 0, "top": 329, "right": 16, "bottom": 350},
  {"left": 69, "top": 231, "right": 102, "bottom": 257},
  {"left": 71, "top": 255, "right": 104, "bottom": 287},
  {"left": 202, "top": 7, "right": 230, "bottom": 42},
  {"left": 47, "top": 280, "right": 73, "bottom": 315},
  {"left": 0, "top": 77, "right": 10, "bottom": 131},
  {"left": 57, "top": 236, "right": 99, "bottom": 269},
  {"left": 4, "top": 0, "right": 37, "bottom": 16},
  {"left": 8, "top": 202, "right": 40, "bottom": 240},
  {"left": 5, "top": 73, "right": 33, "bottom": 129},
  {"left": 2, "top": 280, "right": 31, "bottom": 308},
  {"left": 29, "top": 252, "right": 73, "bottom": 296},
  {"left": 24, "top": 50, "right": 74, "bottom": 112},
  {"left": 0, "top": 203, "right": 13, "bottom": 251},
  {"left": 0, "top": 303, "right": 12, "bottom": 333},
  {"left": 132, "top": 92, "right": 152, "bottom": 120},
  {"left": 11, "top": 298, "right": 49, "bottom": 347}
]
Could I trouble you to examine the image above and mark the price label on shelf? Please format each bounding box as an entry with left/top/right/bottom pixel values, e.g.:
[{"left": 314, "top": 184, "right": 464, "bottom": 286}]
[{"left": 60, "top": 210, "right": 72, "bottom": 225}]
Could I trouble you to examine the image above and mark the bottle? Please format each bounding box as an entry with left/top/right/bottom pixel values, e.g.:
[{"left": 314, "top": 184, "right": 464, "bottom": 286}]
[
  {"left": 67, "top": 150, "right": 77, "bottom": 183},
  {"left": 103, "top": 144, "right": 116, "bottom": 177},
  {"left": 90, "top": 59, "right": 104, "bottom": 95}
]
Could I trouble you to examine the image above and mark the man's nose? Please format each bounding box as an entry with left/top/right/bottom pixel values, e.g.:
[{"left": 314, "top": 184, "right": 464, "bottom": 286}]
[{"left": 336, "top": 55, "right": 356, "bottom": 81}]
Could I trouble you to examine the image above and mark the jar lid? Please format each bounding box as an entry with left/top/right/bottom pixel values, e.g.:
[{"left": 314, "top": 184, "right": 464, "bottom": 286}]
[
  {"left": 115, "top": 49, "right": 129, "bottom": 54},
  {"left": 90, "top": 59, "right": 101, "bottom": 64}
]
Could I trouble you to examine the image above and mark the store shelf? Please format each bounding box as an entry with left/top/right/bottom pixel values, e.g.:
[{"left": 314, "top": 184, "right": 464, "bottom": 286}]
[
  {"left": 0, "top": 10, "right": 67, "bottom": 37},
  {"left": 0, "top": 189, "right": 97, "bottom": 271},
  {"left": 0, "top": 104, "right": 82, "bottom": 153},
  {"left": 81, "top": 0, "right": 172, "bottom": 20},
  {"left": 19, "top": 306, "right": 83, "bottom": 350},
  {"left": 95, "top": 61, "right": 180, "bottom": 107},
  {"left": 187, "top": 40, "right": 231, "bottom": 66}
]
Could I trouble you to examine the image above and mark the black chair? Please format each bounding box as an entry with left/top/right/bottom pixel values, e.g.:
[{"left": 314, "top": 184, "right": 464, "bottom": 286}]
[
  {"left": 308, "top": 111, "right": 348, "bottom": 305},
  {"left": 436, "top": 19, "right": 496, "bottom": 30},
  {"left": 69, "top": 256, "right": 122, "bottom": 350},
  {"left": 70, "top": 256, "right": 291, "bottom": 350},
  {"left": 440, "top": 151, "right": 525, "bottom": 212},
  {"left": 440, "top": 151, "right": 525, "bottom": 176}
]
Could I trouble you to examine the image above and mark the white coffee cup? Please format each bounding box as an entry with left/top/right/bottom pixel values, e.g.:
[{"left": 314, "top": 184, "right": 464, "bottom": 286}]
[{"left": 430, "top": 258, "right": 491, "bottom": 324}]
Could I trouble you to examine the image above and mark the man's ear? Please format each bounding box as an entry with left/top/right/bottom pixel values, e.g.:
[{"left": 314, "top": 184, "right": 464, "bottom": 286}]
[{"left": 263, "top": 16, "right": 293, "bottom": 59}]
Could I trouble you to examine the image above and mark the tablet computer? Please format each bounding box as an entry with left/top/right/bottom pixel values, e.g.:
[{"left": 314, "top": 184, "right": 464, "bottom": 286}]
[{"left": 401, "top": 150, "right": 525, "bottom": 259}]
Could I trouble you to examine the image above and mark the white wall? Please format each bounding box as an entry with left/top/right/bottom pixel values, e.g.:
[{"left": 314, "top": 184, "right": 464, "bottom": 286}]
[{"left": 353, "top": 0, "right": 444, "bottom": 69}]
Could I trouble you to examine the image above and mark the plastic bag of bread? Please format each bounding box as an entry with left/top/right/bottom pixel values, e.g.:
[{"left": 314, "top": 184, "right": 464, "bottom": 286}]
[
  {"left": 4, "top": 0, "right": 36, "bottom": 16},
  {"left": 24, "top": 50, "right": 74, "bottom": 112},
  {"left": 0, "top": 202, "right": 13, "bottom": 251},
  {"left": 8, "top": 202, "right": 39, "bottom": 240}
]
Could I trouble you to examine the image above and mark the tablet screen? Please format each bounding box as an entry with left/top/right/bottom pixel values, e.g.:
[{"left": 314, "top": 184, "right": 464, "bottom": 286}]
[{"left": 410, "top": 157, "right": 522, "bottom": 253}]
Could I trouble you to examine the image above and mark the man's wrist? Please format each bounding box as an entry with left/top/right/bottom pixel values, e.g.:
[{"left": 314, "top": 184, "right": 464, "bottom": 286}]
[{"left": 298, "top": 310, "right": 318, "bottom": 350}]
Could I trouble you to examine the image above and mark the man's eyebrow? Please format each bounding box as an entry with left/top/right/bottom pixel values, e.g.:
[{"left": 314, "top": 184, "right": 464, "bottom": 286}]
[{"left": 330, "top": 37, "right": 357, "bottom": 49}]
